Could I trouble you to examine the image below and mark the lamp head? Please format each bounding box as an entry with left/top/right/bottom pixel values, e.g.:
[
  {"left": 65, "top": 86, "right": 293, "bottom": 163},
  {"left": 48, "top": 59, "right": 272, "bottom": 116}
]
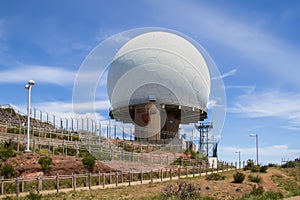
[
  {"left": 249, "top": 133, "right": 257, "bottom": 137},
  {"left": 25, "top": 84, "right": 30, "bottom": 90},
  {"left": 28, "top": 80, "right": 35, "bottom": 85}
]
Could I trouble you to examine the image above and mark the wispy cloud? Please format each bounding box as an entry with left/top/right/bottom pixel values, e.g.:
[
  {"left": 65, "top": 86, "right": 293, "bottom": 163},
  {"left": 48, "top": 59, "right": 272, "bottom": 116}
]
[
  {"left": 150, "top": 1, "right": 300, "bottom": 87},
  {"left": 212, "top": 69, "right": 237, "bottom": 80},
  {"left": 0, "top": 65, "right": 76, "bottom": 85},
  {"left": 16, "top": 100, "right": 110, "bottom": 121},
  {"left": 228, "top": 89, "right": 300, "bottom": 130}
]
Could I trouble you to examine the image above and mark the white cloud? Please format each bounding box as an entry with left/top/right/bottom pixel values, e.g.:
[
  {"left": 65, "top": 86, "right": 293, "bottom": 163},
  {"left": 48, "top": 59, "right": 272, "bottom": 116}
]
[
  {"left": 35, "top": 100, "right": 110, "bottom": 114},
  {"left": 16, "top": 100, "right": 110, "bottom": 120},
  {"left": 228, "top": 89, "right": 300, "bottom": 130},
  {"left": 150, "top": 1, "right": 300, "bottom": 87},
  {"left": 0, "top": 65, "right": 76, "bottom": 85}
]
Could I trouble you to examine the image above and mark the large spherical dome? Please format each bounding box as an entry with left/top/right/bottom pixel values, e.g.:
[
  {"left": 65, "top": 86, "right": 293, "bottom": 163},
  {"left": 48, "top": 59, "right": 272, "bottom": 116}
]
[{"left": 107, "top": 31, "right": 210, "bottom": 113}]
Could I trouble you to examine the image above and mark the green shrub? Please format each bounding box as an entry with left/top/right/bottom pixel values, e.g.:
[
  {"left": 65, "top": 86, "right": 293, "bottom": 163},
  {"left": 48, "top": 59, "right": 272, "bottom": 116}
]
[
  {"left": 251, "top": 165, "right": 260, "bottom": 172},
  {"left": 0, "top": 145, "right": 16, "bottom": 161},
  {"left": 248, "top": 174, "right": 262, "bottom": 183},
  {"left": 206, "top": 173, "right": 225, "bottom": 181},
  {"left": 282, "top": 161, "right": 299, "bottom": 168},
  {"left": 38, "top": 157, "right": 52, "bottom": 174},
  {"left": 250, "top": 185, "right": 264, "bottom": 196},
  {"left": 268, "top": 163, "right": 276, "bottom": 167},
  {"left": 244, "top": 159, "right": 254, "bottom": 170},
  {"left": 259, "top": 165, "right": 268, "bottom": 173},
  {"left": 38, "top": 149, "right": 51, "bottom": 155},
  {"left": 0, "top": 164, "right": 15, "bottom": 178},
  {"left": 82, "top": 155, "right": 95, "bottom": 172},
  {"left": 233, "top": 172, "right": 245, "bottom": 183}
]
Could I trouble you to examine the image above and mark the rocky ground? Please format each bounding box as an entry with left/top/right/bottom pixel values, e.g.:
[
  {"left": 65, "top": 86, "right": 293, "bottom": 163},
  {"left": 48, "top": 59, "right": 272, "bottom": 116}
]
[{"left": 5, "top": 153, "right": 114, "bottom": 178}]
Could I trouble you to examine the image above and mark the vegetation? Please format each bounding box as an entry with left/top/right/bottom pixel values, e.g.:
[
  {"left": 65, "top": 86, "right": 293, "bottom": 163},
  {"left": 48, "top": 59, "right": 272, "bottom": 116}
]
[
  {"left": 243, "top": 159, "right": 254, "bottom": 171},
  {"left": 0, "top": 142, "right": 16, "bottom": 161},
  {"left": 0, "top": 164, "right": 15, "bottom": 178},
  {"left": 248, "top": 174, "right": 262, "bottom": 183},
  {"left": 205, "top": 173, "right": 225, "bottom": 181},
  {"left": 268, "top": 163, "right": 277, "bottom": 167},
  {"left": 243, "top": 159, "right": 268, "bottom": 173},
  {"left": 259, "top": 165, "right": 268, "bottom": 173},
  {"left": 161, "top": 181, "right": 201, "bottom": 200},
  {"left": 272, "top": 171, "right": 300, "bottom": 197},
  {"left": 281, "top": 161, "right": 299, "bottom": 168},
  {"left": 82, "top": 155, "right": 95, "bottom": 172},
  {"left": 250, "top": 185, "right": 265, "bottom": 196},
  {"left": 241, "top": 185, "right": 283, "bottom": 200},
  {"left": 233, "top": 172, "right": 245, "bottom": 183},
  {"left": 38, "top": 156, "right": 52, "bottom": 174},
  {"left": 26, "top": 192, "right": 42, "bottom": 200},
  {"left": 251, "top": 165, "right": 260, "bottom": 172}
]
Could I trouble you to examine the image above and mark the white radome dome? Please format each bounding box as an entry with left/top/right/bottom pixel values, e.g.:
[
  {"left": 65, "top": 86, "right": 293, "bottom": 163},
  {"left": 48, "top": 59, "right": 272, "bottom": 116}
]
[{"left": 108, "top": 31, "right": 210, "bottom": 111}]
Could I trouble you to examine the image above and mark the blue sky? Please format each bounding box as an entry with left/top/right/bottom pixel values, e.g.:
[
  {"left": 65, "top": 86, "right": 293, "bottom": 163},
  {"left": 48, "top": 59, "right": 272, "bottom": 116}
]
[{"left": 0, "top": 0, "right": 299, "bottom": 164}]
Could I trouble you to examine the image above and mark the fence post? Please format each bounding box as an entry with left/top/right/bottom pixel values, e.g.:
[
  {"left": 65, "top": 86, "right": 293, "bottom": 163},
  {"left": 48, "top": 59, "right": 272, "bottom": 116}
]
[
  {"left": 140, "top": 168, "right": 143, "bottom": 184},
  {"left": 73, "top": 173, "right": 76, "bottom": 190},
  {"left": 15, "top": 177, "right": 19, "bottom": 197},
  {"left": 37, "top": 175, "right": 42, "bottom": 193},
  {"left": 21, "top": 176, "right": 24, "bottom": 192},
  {"left": 116, "top": 172, "right": 118, "bottom": 187},
  {"left": 17, "top": 136, "right": 20, "bottom": 152},
  {"left": 128, "top": 171, "right": 131, "bottom": 186},
  {"left": 160, "top": 168, "right": 163, "bottom": 182},
  {"left": 62, "top": 140, "right": 65, "bottom": 156},
  {"left": 170, "top": 168, "right": 172, "bottom": 181},
  {"left": 109, "top": 171, "right": 112, "bottom": 184},
  {"left": 98, "top": 172, "right": 101, "bottom": 186},
  {"left": 56, "top": 173, "right": 59, "bottom": 193},
  {"left": 33, "top": 137, "right": 36, "bottom": 153},
  {"left": 102, "top": 173, "right": 105, "bottom": 188},
  {"left": 1, "top": 176, "right": 4, "bottom": 195},
  {"left": 227, "top": 163, "right": 229, "bottom": 172},
  {"left": 212, "top": 160, "right": 215, "bottom": 174},
  {"left": 85, "top": 172, "right": 88, "bottom": 186},
  {"left": 178, "top": 167, "right": 181, "bottom": 179},
  {"left": 75, "top": 141, "right": 79, "bottom": 157},
  {"left": 88, "top": 173, "right": 91, "bottom": 190},
  {"left": 206, "top": 162, "right": 208, "bottom": 175},
  {"left": 150, "top": 169, "right": 153, "bottom": 183},
  {"left": 186, "top": 166, "right": 188, "bottom": 177}
]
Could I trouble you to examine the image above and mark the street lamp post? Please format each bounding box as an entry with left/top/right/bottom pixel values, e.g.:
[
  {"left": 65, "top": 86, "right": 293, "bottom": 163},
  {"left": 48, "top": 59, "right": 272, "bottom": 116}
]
[
  {"left": 235, "top": 151, "right": 241, "bottom": 169},
  {"left": 25, "top": 80, "right": 35, "bottom": 153},
  {"left": 249, "top": 133, "right": 258, "bottom": 165}
]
